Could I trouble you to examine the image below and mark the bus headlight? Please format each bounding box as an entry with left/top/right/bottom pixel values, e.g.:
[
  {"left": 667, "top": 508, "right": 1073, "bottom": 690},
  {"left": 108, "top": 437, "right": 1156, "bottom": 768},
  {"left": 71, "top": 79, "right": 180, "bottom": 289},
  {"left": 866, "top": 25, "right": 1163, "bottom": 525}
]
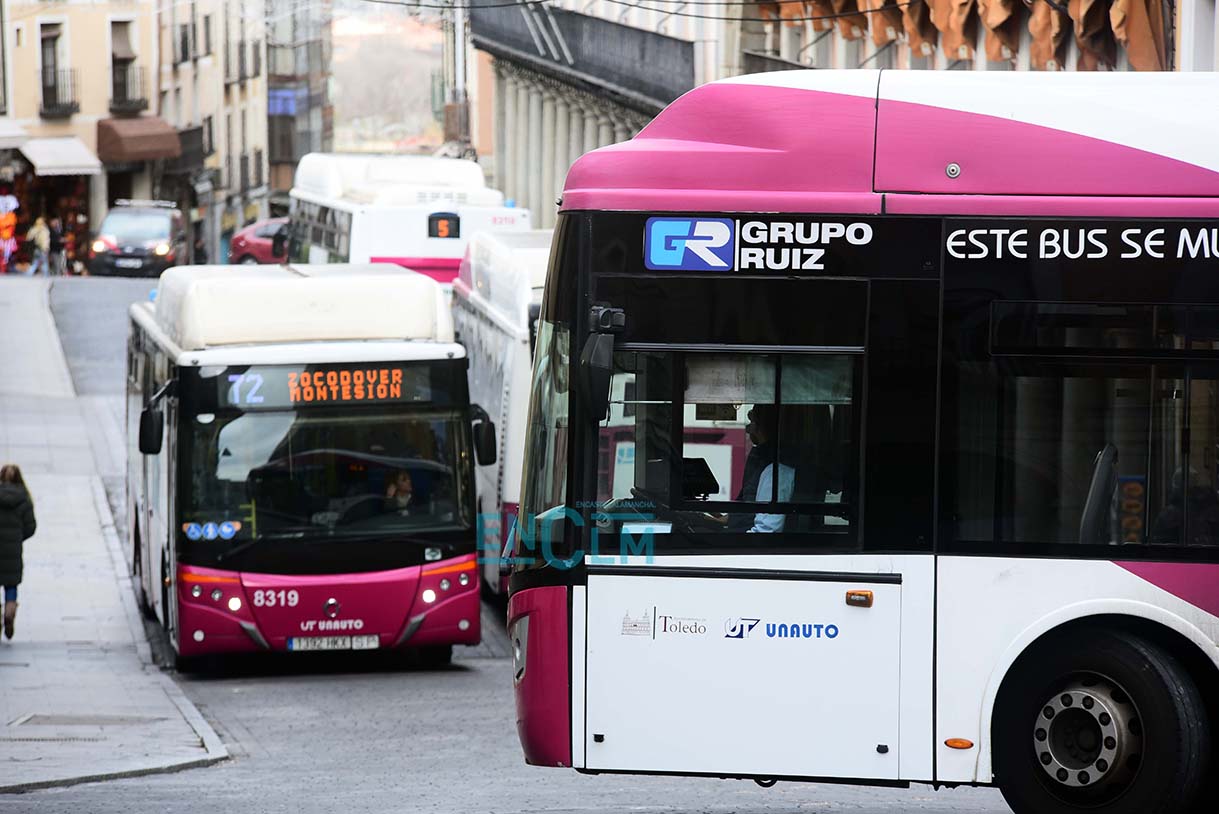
[
  {"left": 227, "top": 596, "right": 242, "bottom": 612},
  {"left": 458, "top": 573, "right": 470, "bottom": 587},
  {"left": 422, "top": 589, "right": 437, "bottom": 604},
  {"left": 211, "top": 589, "right": 223, "bottom": 601},
  {"left": 440, "top": 579, "right": 451, "bottom": 591},
  {"left": 191, "top": 585, "right": 203, "bottom": 598}
]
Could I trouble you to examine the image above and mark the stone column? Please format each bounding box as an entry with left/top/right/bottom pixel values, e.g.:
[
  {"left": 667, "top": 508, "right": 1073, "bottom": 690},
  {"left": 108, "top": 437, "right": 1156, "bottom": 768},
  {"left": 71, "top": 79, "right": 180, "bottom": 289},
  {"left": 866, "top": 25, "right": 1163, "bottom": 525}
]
[
  {"left": 568, "top": 104, "right": 584, "bottom": 168},
  {"left": 597, "top": 113, "right": 614, "bottom": 147},
  {"left": 516, "top": 81, "right": 531, "bottom": 210},
  {"left": 527, "top": 86, "right": 543, "bottom": 217},
  {"left": 88, "top": 173, "right": 109, "bottom": 232},
  {"left": 552, "top": 95, "right": 570, "bottom": 220},
  {"left": 543, "top": 89, "right": 558, "bottom": 229},
  {"left": 498, "top": 71, "right": 512, "bottom": 199},
  {"left": 583, "top": 107, "right": 599, "bottom": 154},
  {"left": 613, "top": 121, "right": 632, "bottom": 143}
]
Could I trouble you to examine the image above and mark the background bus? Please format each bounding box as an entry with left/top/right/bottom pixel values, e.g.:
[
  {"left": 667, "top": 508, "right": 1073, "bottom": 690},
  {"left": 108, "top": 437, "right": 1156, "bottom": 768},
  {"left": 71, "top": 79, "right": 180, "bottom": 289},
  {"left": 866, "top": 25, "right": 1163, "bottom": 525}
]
[
  {"left": 508, "top": 71, "right": 1219, "bottom": 814},
  {"left": 452, "top": 229, "right": 551, "bottom": 594},
  {"left": 127, "top": 264, "right": 497, "bottom": 667},
  {"left": 287, "top": 153, "right": 531, "bottom": 282}
]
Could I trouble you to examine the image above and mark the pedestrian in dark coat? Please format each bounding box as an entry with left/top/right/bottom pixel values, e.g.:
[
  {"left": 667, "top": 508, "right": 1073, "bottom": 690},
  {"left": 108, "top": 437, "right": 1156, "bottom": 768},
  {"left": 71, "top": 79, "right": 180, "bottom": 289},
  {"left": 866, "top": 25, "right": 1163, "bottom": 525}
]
[{"left": 0, "top": 464, "right": 36, "bottom": 640}]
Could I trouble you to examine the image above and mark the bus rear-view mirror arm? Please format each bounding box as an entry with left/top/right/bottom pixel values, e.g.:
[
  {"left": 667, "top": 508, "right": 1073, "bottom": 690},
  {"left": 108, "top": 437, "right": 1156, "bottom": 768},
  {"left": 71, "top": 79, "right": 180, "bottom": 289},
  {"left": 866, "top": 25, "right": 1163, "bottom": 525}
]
[
  {"left": 580, "top": 306, "right": 624, "bottom": 423},
  {"left": 139, "top": 379, "right": 176, "bottom": 456},
  {"left": 471, "top": 405, "right": 498, "bottom": 466},
  {"left": 138, "top": 407, "right": 164, "bottom": 455},
  {"left": 579, "top": 333, "right": 614, "bottom": 423}
]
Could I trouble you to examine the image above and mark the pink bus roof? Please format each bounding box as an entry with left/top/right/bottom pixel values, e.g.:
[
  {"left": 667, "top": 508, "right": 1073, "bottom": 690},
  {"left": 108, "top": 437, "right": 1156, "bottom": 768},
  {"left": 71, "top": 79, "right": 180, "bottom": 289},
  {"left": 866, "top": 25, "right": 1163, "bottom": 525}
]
[{"left": 562, "top": 71, "right": 1219, "bottom": 217}]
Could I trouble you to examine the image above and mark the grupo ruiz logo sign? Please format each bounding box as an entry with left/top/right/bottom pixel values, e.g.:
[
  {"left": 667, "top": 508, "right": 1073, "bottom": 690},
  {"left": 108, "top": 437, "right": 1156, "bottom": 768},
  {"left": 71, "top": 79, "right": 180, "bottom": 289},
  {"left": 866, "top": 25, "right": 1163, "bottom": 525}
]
[{"left": 645, "top": 217, "right": 874, "bottom": 272}]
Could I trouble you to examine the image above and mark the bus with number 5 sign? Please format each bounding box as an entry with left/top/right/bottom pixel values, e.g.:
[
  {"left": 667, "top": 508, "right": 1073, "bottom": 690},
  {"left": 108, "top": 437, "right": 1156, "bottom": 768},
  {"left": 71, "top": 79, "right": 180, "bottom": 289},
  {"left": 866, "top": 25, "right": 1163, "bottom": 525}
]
[
  {"left": 509, "top": 71, "right": 1219, "bottom": 814},
  {"left": 126, "top": 264, "right": 499, "bottom": 669},
  {"left": 285, "top": 153, "right": 532, "bottom": 282}
]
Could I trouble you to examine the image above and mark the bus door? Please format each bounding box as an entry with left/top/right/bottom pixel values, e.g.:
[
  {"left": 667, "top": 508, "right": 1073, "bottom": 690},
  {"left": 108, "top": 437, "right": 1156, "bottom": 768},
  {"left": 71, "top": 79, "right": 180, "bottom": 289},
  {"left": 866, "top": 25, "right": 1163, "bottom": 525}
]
[{"left": 575, "top": 270, "right": 937, "bottom": 781}]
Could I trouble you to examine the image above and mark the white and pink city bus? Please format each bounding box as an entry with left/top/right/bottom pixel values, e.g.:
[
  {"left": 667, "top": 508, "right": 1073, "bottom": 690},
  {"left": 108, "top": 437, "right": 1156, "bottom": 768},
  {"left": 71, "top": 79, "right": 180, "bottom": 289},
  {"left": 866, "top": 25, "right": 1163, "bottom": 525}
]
[
  {"left": 507, "top": 71, "right": 1219, "bottom": 814},
  {"left": 127, "top": 265, "right": 498, "bottom": 668},
  {"left": 287, "top": 153, "right": 531, "bottom": 283}
]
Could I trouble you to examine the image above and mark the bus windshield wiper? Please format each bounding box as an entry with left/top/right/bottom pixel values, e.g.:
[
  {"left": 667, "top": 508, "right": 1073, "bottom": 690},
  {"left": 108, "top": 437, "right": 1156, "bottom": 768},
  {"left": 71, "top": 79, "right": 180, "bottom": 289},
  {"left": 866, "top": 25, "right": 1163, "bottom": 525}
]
[
  {"left": 214, "top": 531, "right": 450, "bottom": 563},
  {"left": 214, "top": 532, "right": 305, "bottom": 563}
]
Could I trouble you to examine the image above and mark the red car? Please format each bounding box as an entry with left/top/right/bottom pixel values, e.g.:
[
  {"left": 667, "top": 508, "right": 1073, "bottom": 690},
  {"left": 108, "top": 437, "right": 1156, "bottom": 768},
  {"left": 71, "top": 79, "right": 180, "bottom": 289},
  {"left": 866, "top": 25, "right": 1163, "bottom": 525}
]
[{"left": 229, "top": 217, "right": 288, "bottom": 265}]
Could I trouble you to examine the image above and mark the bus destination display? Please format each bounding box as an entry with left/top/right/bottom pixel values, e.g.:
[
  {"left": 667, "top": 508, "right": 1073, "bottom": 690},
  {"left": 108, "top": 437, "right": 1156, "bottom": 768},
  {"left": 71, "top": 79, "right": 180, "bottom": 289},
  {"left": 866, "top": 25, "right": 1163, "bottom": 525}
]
[{"left": 221, "top": 363, "right": 431, "bottom": 409}]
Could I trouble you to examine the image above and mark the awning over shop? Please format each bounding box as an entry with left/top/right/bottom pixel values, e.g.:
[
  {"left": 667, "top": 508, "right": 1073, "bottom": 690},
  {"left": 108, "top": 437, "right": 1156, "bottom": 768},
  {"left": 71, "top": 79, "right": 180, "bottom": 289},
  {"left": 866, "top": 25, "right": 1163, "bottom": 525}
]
[
  {"left": 0, "top": 119, "right": 27, "bottom": 150},
  {"left": 19, "top": 137, "right": 101, "bottom": 176},
  {"left": 97, "top": 117, "right": 182, "bottom": 164}
]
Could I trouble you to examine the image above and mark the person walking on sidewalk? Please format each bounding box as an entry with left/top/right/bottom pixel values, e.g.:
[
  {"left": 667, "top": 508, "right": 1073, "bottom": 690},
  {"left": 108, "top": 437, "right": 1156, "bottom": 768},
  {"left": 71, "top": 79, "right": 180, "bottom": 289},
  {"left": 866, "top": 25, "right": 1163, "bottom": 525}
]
[
  {"left": 24, "top": 217, "right": 51, "bottom": 277},
  {"left": 0, "top": 464, "right": 36, "bottom": 640},
  {"left": 48, "top": 217, "right": 66, "bottom": 277}
]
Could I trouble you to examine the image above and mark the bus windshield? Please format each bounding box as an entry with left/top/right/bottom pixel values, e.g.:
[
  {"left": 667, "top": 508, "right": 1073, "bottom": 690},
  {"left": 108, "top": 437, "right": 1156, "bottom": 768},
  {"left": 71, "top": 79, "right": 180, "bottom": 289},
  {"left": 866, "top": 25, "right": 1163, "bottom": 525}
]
[{"left": 183, "top": 408, "right": 471, "bottom": 541}]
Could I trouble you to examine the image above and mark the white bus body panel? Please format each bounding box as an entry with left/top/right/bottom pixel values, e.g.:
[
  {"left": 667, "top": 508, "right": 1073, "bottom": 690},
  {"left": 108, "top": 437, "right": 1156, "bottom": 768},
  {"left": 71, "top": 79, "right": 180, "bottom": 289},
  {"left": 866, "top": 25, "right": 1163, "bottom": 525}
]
[
  {"left": 290, "top": 153, "right": 531, "bottom": 266},
  {"left": 345, "top": 203, "right": 531, "bottom": 264},
  {"left": 582, "top": 555, "right": 934, "bottom": 781},
  {"left": 154, "top": 264, "right": 454, "bottom": 350},
  {"left": 453, "top": 230, "right": 551, "bottom": 587},
  {"left": 936, "top": 556, "right": 1219, "bottom": 784}
]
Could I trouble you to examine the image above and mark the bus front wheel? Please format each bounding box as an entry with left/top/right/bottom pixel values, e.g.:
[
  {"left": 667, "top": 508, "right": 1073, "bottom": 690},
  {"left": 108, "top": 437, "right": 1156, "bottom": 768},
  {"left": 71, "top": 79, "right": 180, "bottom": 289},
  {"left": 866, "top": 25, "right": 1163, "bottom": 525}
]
[{"left": 994, "top": 630, "right": 1211, "bottom": 814}]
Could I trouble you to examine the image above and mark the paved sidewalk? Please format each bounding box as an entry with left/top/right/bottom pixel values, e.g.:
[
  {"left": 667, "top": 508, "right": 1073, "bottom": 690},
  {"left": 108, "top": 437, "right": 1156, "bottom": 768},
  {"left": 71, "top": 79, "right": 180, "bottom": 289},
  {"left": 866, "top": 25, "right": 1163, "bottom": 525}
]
[{"left": 0, "top": 278, "right": 226, "bottom": 792}]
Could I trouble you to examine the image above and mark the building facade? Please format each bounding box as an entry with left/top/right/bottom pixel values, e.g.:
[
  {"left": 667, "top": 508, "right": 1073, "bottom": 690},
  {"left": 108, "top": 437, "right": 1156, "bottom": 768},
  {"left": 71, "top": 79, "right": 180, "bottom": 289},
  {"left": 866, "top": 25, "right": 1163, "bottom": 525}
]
[
  {"left": 266, "top": 0, "right": 333, "bottom": 214},
  {"left": 157, "top": 0, "right": 269, "bottom": 263},
  {"left": 4, "top": 0, "right": 181, "bottom": 269},
  {"left": 468, "top": 0, "right": 1219, "bottom": 229}
]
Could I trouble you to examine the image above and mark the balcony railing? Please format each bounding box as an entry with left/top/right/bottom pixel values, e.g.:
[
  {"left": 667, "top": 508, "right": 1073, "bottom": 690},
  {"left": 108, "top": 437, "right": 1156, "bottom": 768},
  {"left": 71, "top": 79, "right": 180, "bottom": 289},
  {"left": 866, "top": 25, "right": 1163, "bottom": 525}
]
[
  {"left": 40, "top": 68, "right": 79, "bottom": 119},
  {"left": 238, "top": 40, "right": 248, "bottom": 80},
  {"left": 110, "top": 64, "right": 148, "bottom": 114},
  {"left": 250, "top": 41, "right": 262, "bottom": 79},
  {"left": 240, "top": 153, "right": 250, "bottom": 192}
]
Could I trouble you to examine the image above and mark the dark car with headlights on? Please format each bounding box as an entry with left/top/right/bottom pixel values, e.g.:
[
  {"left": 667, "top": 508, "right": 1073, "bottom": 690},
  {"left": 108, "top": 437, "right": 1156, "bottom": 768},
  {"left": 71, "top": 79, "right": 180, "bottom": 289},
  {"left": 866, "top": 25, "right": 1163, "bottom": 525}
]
[{"left": 88, "top": 200, "right": 187, "bottom": 277}]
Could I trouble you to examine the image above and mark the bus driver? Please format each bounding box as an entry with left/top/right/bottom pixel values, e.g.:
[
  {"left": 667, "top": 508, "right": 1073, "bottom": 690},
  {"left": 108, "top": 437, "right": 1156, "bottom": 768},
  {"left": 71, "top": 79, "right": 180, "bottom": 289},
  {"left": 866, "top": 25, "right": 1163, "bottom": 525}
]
[{"left": 742, "top": 405, "right": 793, "bottom": 534}]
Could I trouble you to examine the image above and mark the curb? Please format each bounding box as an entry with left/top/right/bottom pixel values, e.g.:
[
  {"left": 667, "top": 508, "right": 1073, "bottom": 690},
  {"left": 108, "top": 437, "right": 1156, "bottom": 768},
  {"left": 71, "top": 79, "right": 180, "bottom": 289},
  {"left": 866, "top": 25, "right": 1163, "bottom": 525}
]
[
  {"left": 40, "top": 277, "right": 78, "bottom": 398},
  {"left": 0, "top": 424, "right": 229, "bottom": 796},
  {"left": 89, "top": 477, "right": 229, "bottom": 763}
]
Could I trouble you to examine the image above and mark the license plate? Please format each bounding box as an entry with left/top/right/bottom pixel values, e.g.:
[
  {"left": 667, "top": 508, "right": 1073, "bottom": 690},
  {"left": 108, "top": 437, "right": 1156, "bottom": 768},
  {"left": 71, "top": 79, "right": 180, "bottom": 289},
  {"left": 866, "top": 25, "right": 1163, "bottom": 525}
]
[
  {"left": 287, "top": 635, "right": 380, "bottom": 652},
  {"left": 116, "top": 258, "right": 143, "bottom": 269}
]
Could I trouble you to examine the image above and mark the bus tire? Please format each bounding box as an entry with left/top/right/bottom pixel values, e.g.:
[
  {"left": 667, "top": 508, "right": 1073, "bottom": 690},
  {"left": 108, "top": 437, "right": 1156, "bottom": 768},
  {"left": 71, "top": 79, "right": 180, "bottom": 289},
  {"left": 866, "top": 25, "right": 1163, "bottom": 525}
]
[
  {"left": 418, "top": 645, "right": 452, "bottom": 669},
  {"left": 993, "top": 629, "right": 1211, "bottom": 814},
  {"left": 160, "top": 551, "right": 171, "bottom": 631}
]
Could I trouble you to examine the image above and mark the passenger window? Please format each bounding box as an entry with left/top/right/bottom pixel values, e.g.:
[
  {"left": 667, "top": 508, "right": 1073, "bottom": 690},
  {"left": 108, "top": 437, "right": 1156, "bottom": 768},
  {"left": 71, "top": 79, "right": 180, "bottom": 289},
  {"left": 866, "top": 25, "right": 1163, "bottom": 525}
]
[
  {"left": 948, "top": 363, "right": 1219, "bottom": 549},
  {"left": 597, "top": 350, "right": 859, "bottom": 542}
]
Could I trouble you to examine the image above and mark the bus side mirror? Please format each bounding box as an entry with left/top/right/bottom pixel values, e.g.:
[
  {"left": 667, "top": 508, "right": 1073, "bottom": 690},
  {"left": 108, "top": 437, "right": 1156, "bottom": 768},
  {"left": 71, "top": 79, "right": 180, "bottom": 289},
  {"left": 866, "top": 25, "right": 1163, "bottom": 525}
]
[
  {"left": 474, "top": 420, "right": 497, "bottom": 466},
  {"left": 579, "top": 333, "right": 613, "bottom": 422},
  {"left": 139, "top": 407, "right": 164, "bottom": 455},
  {"left": 271, "top": 227, "right": 287, "bottom": 259}
]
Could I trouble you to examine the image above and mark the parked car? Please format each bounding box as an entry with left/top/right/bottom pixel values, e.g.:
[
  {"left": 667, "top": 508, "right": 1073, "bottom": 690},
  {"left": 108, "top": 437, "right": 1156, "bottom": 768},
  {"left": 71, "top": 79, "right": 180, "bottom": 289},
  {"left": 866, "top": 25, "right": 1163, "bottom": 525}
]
[
  {"left": 230, "top": 217, "right": 288, "bottom": 265},
  {"left": 87, "top": 200, "right": 186, "bottom": 278}
]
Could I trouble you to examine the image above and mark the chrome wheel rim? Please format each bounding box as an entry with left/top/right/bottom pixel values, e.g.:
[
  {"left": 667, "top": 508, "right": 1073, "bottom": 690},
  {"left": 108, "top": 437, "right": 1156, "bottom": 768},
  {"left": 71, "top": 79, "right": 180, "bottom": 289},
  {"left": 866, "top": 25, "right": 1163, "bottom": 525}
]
[{"left": 1032, "top": 675, "right": 1142, "bottom": 798}]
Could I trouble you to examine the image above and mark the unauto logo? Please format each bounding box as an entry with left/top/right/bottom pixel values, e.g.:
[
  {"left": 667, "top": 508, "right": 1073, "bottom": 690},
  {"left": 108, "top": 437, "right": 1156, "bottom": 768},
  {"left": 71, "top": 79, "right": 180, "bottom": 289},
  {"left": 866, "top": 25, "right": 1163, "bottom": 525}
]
[{"left": 645, "top": 217, "right": 735, "bottom": 271}]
